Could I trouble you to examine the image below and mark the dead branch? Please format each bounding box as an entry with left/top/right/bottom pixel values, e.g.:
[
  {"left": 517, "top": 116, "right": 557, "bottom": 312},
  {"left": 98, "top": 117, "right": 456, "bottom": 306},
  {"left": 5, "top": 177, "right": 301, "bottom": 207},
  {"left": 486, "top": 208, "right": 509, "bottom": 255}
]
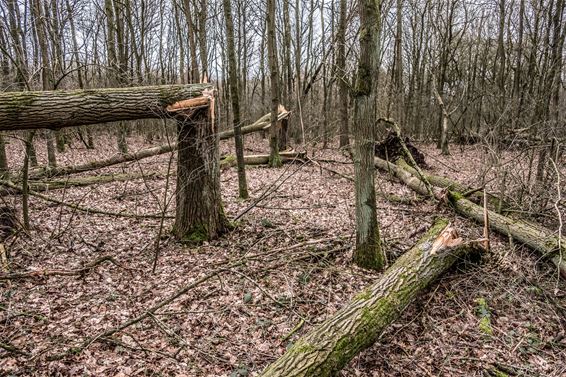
[{"left": 0, "top": 255, "right": 132, "bottom": 280}]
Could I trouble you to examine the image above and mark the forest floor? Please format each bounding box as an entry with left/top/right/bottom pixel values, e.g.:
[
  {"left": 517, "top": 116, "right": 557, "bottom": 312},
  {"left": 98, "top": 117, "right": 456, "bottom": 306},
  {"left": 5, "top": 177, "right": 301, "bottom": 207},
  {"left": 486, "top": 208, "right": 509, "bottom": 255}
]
[{"left": 1, "top": 131, "right": 565, "bottom": 376}]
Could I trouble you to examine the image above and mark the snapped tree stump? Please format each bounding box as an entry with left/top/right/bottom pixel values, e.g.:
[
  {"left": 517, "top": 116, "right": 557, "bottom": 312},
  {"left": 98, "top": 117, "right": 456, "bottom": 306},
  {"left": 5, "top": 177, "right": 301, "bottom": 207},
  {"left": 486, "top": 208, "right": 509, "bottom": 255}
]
[
  {"left": 171, "top": 93, "right": 229, "bottom": 242},
  {"left": 260, "top": 218, "right": 481, "bottom": 376}
]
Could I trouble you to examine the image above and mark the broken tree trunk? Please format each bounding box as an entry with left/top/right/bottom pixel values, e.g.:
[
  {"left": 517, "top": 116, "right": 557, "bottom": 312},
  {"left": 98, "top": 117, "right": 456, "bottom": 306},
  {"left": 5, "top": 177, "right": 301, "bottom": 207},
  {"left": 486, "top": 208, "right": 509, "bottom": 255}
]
[
  {"left": 172, "top": 101, "right": 229, "bottom": 242},
  {"left": 260, "top": 218, "right": 481, "bottom": 377},
  {"left": 218, "top": 107, "right": 291, "bottom": 139},
  {"left": 395, "top": 159, "right": 508, "bottom": 209},
  {"left": 26, "top": 109, "right": 290, "bottom": 180},
  {"left": 374, "top": 157, "right": 566, "bottom": 278},
  {"left": 0, "top": 84, "right": 212, "bottom": 131},
  {"left": 220, "top": 152, "right": 305, "bottom": 170}
]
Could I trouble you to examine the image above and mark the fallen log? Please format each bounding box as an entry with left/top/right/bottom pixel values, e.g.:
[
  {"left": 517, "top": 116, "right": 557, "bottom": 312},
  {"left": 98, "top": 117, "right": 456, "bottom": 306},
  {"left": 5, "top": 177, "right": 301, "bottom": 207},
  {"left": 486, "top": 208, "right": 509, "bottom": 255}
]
[
  {"left": 395, "top": 159, "right": 507, "bottom": 209},
  {"left": 220, "top": 152, "right": 305, "bottom": 169},
  {"left": 27, "top": 109, "right": 291, "bottom": 180},
  {"left": 374, "top": 157, "right": 566, "bottom": 278},
  {"left": 23, "top": 172, "right": 158, "bottom": 191},
  {"left": 260, "top": 218, "right": 482, "bottom": 376},
  {"left": 0, "top": 84, "right": 211, "bottom": 131}
]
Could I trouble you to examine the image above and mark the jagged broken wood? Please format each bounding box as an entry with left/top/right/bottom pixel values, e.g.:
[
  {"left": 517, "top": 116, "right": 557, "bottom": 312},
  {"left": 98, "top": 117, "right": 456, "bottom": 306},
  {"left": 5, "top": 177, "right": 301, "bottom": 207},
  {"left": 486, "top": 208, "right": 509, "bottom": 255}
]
[
  {"left": 260, "top": 218, "right": 482, "bottom": 377},
  {"left": 374, "top": 157, "right": 566, "bottom": 278},
  {"left": 0, "top": 84, "right": 212, "bottom": 131}
]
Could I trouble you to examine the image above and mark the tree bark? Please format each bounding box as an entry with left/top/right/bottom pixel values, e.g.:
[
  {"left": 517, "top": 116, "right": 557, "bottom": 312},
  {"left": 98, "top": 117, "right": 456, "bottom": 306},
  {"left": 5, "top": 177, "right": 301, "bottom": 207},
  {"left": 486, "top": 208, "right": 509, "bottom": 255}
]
[
  {"left": 0, "top": 84, "right": 212, "bottom": 131},
  {"left": 172, "top": 108, "right": 229, "bottom": 242},
  {"left": 260, "top": 218, "right": 480, "bottom": 376},
  {"left": 266, "top": 0, "right": 282, "bottom": 167},
  {"left": 352, "top": 0, "right": 385, "bottom": 270},
  {"left": 374, "top": 156, "right": 566, "bottom": 278},
  {"left": 223, "top": 0, "right": 248, "bottom": 199},
  {"left": 337, "top": 0, "right": 349, "bottom": 148},
  {"left": 0, "top": 133, "right": 8, "bottom": 177}
]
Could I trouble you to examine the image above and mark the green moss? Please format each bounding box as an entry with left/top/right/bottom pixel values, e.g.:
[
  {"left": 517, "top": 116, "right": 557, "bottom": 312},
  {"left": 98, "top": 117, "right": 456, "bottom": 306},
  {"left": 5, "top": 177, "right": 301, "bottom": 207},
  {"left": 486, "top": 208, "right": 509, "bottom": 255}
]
[
  {"left": 5, "top": 92, "right": 39, "bottom": 118},
  {"left": 491, "top": 370, "right": 509, "bottom": 377},
  {"left": 288, "top": 339, "right": 315, "bottom": 355},
  {"left": 479, "top": 316, "right": 493, "bottom": 335},
  {"left": 354, "top": 288, "right": 372, "bottom": 301},
  {"left": 268, "top": 152, "right": 282, "bottom": 168},
  {"left": 179, "top": 224, "right": 208, "bottom": 244},
  {"left": 448, "top": 191, "right": 464, "bottom": 202},
  {"left": 222, "top": 154, "right": 237, "bottom": 163},
  {"left": 475, "top": 297, "right": 493, "bottom": 335}
]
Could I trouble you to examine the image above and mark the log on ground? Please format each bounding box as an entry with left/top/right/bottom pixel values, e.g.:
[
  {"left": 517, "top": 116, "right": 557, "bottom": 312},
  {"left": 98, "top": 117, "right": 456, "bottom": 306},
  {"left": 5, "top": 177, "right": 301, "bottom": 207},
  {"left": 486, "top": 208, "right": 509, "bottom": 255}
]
[
  {"left": 260, "top": 218, "right": 481, "bottom": 376},
  {"left": 220, "top": 152, "right": 305, "bottom": 169},
  {"left": 374, "top": 156, "right": 566, "bottom": 278}
]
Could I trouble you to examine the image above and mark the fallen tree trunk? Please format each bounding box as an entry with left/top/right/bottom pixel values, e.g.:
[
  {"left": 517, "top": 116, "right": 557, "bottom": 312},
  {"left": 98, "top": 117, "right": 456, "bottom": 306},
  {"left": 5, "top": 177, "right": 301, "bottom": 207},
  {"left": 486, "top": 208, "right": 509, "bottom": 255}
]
[
  {"left": 27, "top": 109, "right": 291, "bottom": 180},
  {"left": 374, "top": 157, "right": 566, "bottom": 278},
  {"left": 395, "top": 159, "right": 507, "bottom": 209},
  {"left": 27, "top": 172, "right": 157, "bottom": 191},
  {"left": 29, "top": 144, "right": 178, "bottom": 179},
  {"left": 0, "top": 84, "right": 211, "bottom": 131},
  {"left": 220, "top": 152, "right": 305, "bottom": 169},
  {"left": 260, "top": 218, "right": 481, "bottom": 376}
]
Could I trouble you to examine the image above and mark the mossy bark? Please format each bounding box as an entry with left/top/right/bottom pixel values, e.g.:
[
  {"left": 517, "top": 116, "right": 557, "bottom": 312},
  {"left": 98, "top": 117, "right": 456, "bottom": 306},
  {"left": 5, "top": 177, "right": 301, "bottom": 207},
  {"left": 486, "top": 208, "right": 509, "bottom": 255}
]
[
  {"left": 260, "top": 219, "right": 479, "bottom": 376},
  {"left": 375, "top": 156, "right": 566, "bottom": 278},
  {"left": 220, "top": 152, "right": 305, "bottom": 170},
  {"left": 172, "top": 109, "right": 229, "bottom": 242},
  {"left": 351, "top": 0, "right": 385, "bottom": 271},
  {"left": 0, "top": 84, "right": 212, "bottom": 131},
  {"left": 266, "top": 0, "right": 282, "bottom": 168}
]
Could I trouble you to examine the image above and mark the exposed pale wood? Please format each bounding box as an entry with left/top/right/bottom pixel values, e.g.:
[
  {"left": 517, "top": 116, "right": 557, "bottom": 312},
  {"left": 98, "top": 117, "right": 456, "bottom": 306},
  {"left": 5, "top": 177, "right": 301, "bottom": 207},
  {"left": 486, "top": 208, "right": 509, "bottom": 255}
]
[
  {"left": 166, "top": 96, "right": 210, "bottom": 111},
  {"left": 260, "top": 219, "right": 481, "bottom": 376}
]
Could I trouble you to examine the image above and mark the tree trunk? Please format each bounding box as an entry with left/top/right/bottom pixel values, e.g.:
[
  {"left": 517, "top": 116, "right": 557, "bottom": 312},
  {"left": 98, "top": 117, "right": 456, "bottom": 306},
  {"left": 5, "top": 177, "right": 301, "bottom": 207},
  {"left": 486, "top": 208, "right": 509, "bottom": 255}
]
[
  {"left": 0, "top": 84, "right": 212, "bottom": 131},
  {"left": 172, "top": 108, "right": 229, "bottom": 242},
  {"left": 374, "top": 156, "right": 566, "bottom": 278},
  {"left": 260, "top": 218, "right": 480, "bottom": 376},
  {"left": 223, "top": 0, "right": 248, "bottom": 199},
  {"left": 337, "top": 0, "right": 349, "bottom": 148},
  {"left": 220, "top": 152, "right": 305, "bottom": 170},
  {"left": 352, "top": 0, "right": 385, "bottom": 270},
  {"left": 266, "top": 0, "right": 282, "bottom": 167}
]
